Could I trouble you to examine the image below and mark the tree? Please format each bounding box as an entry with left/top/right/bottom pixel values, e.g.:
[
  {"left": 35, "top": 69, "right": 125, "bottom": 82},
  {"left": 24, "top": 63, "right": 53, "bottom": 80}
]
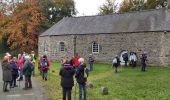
[
  {"left": 0, "top": 0, "right": 76, "bottom": 52},
  {"left": 40, "top": 0, "right": 76, "bottom": 28},
  {"left": 119, "top": 0, "right": 145, "bottom": 13},
  {"left": 98, "top": 0, "right": 118, "bottom": 15},
  {"left": 0, "top": 0, "right": 44, "bottom": 52},
  {"left": 145, "top": 0, "right": 167, "bottom": 9},
  {"left": 119, "top": 0, "right": 167, "bottom": 13}
]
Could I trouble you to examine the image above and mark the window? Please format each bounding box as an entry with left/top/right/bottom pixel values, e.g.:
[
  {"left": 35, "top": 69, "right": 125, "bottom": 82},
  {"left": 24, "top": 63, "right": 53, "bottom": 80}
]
[
  {"left": 59, "top": 42, "right": 65, "bottom": 51},
  {"left": 92, "top": 42, "right": 99, "bottom": 53}
]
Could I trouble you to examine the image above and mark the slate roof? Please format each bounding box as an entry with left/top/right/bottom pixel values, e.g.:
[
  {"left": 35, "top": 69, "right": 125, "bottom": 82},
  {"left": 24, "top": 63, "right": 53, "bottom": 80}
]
[{"left": 40, "top": 8, "right": 170, "bottom": 37}]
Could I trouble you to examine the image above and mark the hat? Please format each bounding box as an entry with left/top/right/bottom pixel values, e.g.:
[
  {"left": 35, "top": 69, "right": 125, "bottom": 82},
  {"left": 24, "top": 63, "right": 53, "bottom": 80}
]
[
  {"left": 6, "top": 52, "right": 11, "bottom": 57},
  {"left": 78, "top": 58, "right": 84, "bottom": 64},
  {"left": 25, "top": 56, "right": 31, "bottom": 60}
]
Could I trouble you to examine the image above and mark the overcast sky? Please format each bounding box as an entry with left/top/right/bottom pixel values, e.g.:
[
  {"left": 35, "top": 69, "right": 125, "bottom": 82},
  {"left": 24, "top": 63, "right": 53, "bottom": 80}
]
[{"left": 74, "top": 0, "right": 123, "bottom": 16}]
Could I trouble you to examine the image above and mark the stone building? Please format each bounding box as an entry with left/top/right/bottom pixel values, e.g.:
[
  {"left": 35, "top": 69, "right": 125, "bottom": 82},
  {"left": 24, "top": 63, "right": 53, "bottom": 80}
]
[{"left": 39, "top": 7, "right": 170, "bottom": 66}]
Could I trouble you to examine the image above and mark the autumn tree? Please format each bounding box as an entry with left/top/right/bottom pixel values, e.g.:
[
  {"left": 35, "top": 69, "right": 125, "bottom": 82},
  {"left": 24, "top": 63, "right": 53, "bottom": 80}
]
[
  {"left": 98, "top": 0, "right": 118, "bottom": 15},
  {"left": 0, "top": 0, "right": 44, "bottom": 52},
  {"left": 0, "top": 0, "right": 76, "bottom": 53}
]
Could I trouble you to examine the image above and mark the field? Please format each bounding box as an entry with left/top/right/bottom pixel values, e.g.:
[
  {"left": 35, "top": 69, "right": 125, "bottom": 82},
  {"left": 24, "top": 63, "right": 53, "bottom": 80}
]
[{"left": 35, "top": 62, "right": 170, "bottom": 100}]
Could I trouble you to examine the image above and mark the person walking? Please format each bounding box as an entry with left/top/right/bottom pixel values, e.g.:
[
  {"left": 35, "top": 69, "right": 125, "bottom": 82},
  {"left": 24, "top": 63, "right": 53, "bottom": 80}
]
[
  {"left": 2, "top": 56, "right": 12, "bottom": 92},
  {"left": 59, "top": 63, "right": 75, "bottom": 100},
  {"left": 23, "top": 56, "right": 33, "bottom": 90},
  {"left": 75, "top": 58, "right": 88, "bottom": 100},
  {"left": 88, "top": 54, "right": 94, "bottom": 71}
]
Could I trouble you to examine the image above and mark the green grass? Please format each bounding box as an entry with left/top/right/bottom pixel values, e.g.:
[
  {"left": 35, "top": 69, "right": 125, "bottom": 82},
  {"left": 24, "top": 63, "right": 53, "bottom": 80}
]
[{"left": 35, "top": 62, "right": 170, "bottom": 100}]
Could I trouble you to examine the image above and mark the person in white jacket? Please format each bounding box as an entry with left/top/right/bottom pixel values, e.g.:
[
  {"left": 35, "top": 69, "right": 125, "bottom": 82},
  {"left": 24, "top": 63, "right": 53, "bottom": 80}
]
[
  {"left": 112, "top": 55, "right": 120, "bottom": 73},
  {"left": 129, "top": 52, "right": 137, "bottom": 68}
]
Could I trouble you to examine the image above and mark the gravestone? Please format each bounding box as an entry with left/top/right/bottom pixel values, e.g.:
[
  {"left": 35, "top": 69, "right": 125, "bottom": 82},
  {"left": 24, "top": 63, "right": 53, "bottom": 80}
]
[{"left": 100, "top": 87, "right": 108, "bottom": 95}]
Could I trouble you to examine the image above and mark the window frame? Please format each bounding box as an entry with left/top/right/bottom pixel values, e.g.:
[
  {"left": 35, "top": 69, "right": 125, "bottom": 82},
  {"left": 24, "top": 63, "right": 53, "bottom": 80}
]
[
  {"left": 92, "top": 42, "right": 99, "bottom": 54},
  {"left": 59, "top": 42, "right": 65, "bottom": 52}
]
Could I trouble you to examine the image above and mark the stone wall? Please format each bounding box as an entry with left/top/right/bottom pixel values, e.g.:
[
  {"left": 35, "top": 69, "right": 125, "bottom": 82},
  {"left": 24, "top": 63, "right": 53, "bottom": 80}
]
[
  {"left": 75, "top": 32, "right": 163, "bottom": 65},
  {"left": 39, "top": 32, "right": 170, "bottom": 66},
  {"left": 38, "top": 35, "right": 74, "bottom": 61}
]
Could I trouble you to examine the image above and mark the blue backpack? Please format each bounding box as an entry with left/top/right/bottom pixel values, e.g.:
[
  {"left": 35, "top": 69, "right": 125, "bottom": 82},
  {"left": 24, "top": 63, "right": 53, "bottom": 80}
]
[{"left": 41, "top": 59, "right": 47, "bottom": 68}]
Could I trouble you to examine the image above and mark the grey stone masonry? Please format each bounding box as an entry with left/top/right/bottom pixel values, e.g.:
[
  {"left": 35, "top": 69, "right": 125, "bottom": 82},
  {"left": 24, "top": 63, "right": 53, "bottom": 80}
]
[
  {"left": 39, "top": 31, "right": 170, "bottom": 66},
  {"left": 39, "top": 8, "right": 170, "bottom": 66}
]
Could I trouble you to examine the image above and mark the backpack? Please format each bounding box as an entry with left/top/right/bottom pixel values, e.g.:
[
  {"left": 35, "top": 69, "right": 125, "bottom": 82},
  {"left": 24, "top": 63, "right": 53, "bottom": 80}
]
[
  {"left": 41, "top": 59, "right": 48, "bottom": 70},
  {"left": 112, "top": 58, "right": 117, "bottom": 64},
  {"left": 83, "top": 68, "right": 89, "bottom": 82},
  {"left": 30, "top": 61, "right": 34, "bottom": 71},
  {"left": 41, "top": 59, "right": 47, "bottom": 66}
]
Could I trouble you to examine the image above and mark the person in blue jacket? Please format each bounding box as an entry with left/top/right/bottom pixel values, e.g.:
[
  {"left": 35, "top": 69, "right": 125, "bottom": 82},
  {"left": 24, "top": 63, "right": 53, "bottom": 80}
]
[{"left": 9, "top": 57, "right": 18, "bottom": 88}]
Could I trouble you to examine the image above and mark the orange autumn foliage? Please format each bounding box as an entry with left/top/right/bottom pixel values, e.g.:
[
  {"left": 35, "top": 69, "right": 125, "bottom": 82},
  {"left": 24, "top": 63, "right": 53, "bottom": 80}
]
[{"left": 1, "top": 0, "right": 44, "bottom": 52}]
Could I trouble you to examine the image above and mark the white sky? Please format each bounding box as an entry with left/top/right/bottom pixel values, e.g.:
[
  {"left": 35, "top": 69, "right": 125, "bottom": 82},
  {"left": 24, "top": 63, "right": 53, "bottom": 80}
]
[{"left": 75, "top": 0, "right": 123, "bottom": 16}]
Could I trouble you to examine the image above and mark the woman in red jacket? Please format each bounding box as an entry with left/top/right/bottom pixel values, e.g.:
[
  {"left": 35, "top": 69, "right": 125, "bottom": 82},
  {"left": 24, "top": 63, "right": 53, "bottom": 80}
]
[{"left": 73, "top": 53, "right": 80, "bottom": 68}]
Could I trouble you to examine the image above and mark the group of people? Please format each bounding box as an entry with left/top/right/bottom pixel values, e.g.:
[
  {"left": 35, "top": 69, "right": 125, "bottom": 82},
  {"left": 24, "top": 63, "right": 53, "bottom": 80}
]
[
  {"left": 1, "top": 50, "right": 92, "bottom": 100},
  {"left": 2, "top": 51, "right": 36, "bottom": 92},
  {"left": 112, "top": 52, "right": 148, "bottom": 73},
  {"left": 59, "top": 53, "right": 89, "bottom": 100}
]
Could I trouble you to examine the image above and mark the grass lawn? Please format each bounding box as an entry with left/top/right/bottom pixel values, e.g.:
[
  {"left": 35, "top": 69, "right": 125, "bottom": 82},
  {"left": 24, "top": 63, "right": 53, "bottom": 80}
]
[{"left": 35, "top": 62, "right": 170, "bottom": 100}]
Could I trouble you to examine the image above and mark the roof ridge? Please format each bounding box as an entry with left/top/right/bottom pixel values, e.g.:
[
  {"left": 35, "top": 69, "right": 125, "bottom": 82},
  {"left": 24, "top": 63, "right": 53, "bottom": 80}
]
[{"left": 71, "top": 8, "right": 167, "bottom": 18}]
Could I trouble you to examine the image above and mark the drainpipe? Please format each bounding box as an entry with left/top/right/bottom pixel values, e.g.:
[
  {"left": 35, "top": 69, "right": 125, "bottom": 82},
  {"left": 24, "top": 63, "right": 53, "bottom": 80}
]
[{"left": 73, "top": 35, "right": 77, "bottom": 55}]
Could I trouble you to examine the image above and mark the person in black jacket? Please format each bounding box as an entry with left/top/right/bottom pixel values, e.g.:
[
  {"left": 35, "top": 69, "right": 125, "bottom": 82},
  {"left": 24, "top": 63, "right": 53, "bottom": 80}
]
[
  {"left": 75, "top": 58, "right": 87, "bottom": 100},
  {"left": 141, "top": 52, "right": 148, "bottom": 72},
  {"left": 59, "top": 63, "right": 75, "bottom": 100},
  {"left": 122, "top": 53, "right": 128, "bottom": 67}
]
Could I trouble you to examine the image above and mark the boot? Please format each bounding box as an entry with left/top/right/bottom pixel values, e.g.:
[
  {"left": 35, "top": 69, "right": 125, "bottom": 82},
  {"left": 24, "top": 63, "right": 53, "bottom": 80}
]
[{"left": 23, "top": 83, "right": 28, "bottom": 90}]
